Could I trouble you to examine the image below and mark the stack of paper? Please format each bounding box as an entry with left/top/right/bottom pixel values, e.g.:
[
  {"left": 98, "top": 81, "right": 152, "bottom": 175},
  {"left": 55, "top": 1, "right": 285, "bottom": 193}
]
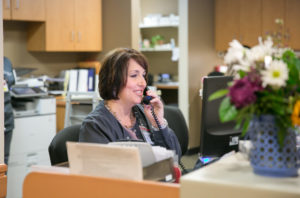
[{"left": 109, "top": 142, "right": 174, "bottom": 166}]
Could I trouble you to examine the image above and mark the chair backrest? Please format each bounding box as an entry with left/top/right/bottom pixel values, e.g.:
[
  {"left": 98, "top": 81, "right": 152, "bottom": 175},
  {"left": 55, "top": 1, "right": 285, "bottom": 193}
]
[
  {"left": 164, "top": 105, "right": 189, "bottom": 155},
  {"left": 48, "top": 124, "right": 81, "bottom": 165}
]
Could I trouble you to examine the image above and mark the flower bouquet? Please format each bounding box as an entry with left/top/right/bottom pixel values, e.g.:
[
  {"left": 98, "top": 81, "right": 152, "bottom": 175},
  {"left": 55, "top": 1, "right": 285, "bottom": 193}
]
[{"left": 209, "top": 37, "right": 300, "bottom": 177}]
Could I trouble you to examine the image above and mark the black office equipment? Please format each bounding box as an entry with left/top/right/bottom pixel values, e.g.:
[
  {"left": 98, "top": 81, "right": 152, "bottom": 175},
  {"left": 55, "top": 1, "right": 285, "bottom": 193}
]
[
  {"left": 199, "top": 76, "right": 241, "bottom": 158},
  {"left": 11, "top": 86, "right": 47, "bottom": 98}
]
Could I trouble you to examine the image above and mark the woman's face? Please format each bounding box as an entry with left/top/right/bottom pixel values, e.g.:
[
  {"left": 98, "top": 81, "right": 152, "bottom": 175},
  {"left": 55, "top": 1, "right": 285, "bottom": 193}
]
[{"left": 118, "top": 59, "right": 147, "bottom": 105}]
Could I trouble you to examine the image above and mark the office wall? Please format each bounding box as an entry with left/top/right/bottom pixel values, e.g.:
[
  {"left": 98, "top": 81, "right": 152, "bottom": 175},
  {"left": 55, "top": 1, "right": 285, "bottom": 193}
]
[
  {"left": 1, "top": 0, "right": 226, "bottom": 151},
  {"left": 188, "top": 0, "right": 223, "bottom": 149},
  {"left": 3, "top": 21, "right": 87, "bottom": 77},
  {"left": 97, "top": 0, "right": 132, "bottom": 56},
  {"left": 3, "top": 0, "right": 133, "bottom": 77}
]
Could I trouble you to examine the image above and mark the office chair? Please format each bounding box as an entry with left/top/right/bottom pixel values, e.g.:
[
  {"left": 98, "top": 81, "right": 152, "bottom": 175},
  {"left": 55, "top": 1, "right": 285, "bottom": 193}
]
[
  {"left": 164, "top": 105, "right": 189, "bottom": 156},
  {"left": 48, "top": 124, "right": 81, "bottom": 165}
]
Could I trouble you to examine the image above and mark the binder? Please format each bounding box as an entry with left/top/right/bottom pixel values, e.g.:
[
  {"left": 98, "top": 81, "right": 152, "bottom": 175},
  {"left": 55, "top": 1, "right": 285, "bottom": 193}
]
[
  {"left": 77, "top": 69, "right": 88, "bottom": 92},
  {"left": 87, "top": 68, "right": 95, "bottom": 91},
  {"left": 69, "top": 69, "right": 78, "bottom": 92}
]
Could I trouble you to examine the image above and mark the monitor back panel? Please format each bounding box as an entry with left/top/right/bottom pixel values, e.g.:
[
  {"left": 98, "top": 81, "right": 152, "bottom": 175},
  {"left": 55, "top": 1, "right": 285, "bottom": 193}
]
[{"left": 200, "top": 76, "right": 241, "bottom": 157}]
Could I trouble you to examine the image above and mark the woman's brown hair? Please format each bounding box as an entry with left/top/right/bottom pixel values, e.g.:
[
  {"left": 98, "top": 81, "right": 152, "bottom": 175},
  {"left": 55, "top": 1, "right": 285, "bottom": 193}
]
[{"left": 98, "top": 48, "right": 149, "bottom": 100}]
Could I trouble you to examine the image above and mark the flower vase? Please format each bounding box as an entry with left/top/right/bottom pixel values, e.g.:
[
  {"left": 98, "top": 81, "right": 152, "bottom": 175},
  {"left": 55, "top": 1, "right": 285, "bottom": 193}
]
[{"left": 248, "top": 115, "right": 299, "bottom": 177}]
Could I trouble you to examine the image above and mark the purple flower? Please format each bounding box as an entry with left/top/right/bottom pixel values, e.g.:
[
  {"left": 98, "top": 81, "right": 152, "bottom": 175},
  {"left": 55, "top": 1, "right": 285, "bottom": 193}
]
[
  {"left": 229, "top": 77, "right": 261, "bottom": 108},
  {"left": 247, "top": 68, "right": 263, "bottom": 92}
]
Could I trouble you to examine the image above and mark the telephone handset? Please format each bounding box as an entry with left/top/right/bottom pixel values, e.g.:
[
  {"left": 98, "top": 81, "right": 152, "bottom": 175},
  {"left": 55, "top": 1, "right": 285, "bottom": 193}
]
[{"left": 142, "top": 87, "right": 153, "bottom": 105}]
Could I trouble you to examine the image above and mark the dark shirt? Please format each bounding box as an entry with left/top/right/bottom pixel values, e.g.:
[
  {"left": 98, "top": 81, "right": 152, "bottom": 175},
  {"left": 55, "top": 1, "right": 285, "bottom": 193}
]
[
  {"left": 4, "top": 57, "right": 15, "bottom": 132},
  {"left": 79, "top": 100, "right": 182, "bottom": 158}
]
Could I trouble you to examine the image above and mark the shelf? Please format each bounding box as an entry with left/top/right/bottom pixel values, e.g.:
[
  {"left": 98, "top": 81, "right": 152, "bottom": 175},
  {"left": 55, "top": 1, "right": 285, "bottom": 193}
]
[
  {"left": 140, "top": 48, "right": 173, "bottom": 52},
  {"left": 155, "top": 83, "right": 179, "bottom": 90},
  {"left": 139, "top": 23, "right": 179, "bottom": 29}
]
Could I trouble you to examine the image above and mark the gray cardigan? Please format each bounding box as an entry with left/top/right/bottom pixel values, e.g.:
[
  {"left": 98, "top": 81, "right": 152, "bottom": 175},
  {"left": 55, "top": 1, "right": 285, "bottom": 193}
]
[{"left": 79, "top": 100, "right": 181, "bottom": 158}]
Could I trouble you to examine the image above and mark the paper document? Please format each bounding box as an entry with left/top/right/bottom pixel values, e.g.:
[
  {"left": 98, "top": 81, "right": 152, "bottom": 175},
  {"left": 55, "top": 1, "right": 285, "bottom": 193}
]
[
  {"left": 109, "top": 142, "right": 174, "bottom": 167},
  {"left": 67, "top": 142, "right": 143, "bottom": 181},
  {"left": 108, "top": 142, "right": 175, "bottom": 182}
]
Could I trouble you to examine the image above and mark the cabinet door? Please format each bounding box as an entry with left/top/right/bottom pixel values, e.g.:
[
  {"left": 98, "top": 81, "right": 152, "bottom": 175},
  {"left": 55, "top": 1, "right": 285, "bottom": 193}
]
[
  {"left": 215, "top": 0, "right": 240, "bottom": 51},
  {"left": 11, "top": 0, "right": 45, "bottom": 21},
  {"left": 286, "top": 0, "right": 300, "bottom": 50},
  {"left": 262, "top": 0, "right": 285, "bottom": 37},
  {"left": 74, "top": 0, "right": 102, "bottom": 51},
  {"left": 3, "top": 0, "right": 11, "bottom": 20},
  {"left": 45, "top": 0, "right": 75, "bottom": 51},
  {"left": 239, "top": 0, "right": 262, "bottom": 47}
]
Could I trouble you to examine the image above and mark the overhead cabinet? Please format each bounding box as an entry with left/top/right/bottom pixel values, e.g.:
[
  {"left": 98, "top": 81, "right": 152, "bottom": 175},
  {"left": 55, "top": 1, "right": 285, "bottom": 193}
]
[
  {"left": 27, "top": 0, "right": 102, "bottom": 52},
  {"left": 215, "top": 0, "right": 261, "bottom": 51},
  {"left": 3, "top": 0, "right": 45, "bottom": 21},
  {"left": 215, "top": 0, "right": 300, "bottom": 51},
  {"left": 286, "top": 0, "right": 300, "bottom": 50},
  {"left": 262, "top": 0, "right": 300, "bottom": 50}
]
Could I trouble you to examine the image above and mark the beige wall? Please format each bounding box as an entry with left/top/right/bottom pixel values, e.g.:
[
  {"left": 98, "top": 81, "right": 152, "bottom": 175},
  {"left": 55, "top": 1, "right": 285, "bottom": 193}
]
[
  {"left": 188, "top": 0, "right": 223, "bottom": 149},
  {"left": 140, "top": 0, "right": 178, "bottom": 19},
  {"left": 101, "top": 0, "right": 132, "bottom": 53},
  {"left": 83, "top": 0, "right": 133, "bottom": 63}
]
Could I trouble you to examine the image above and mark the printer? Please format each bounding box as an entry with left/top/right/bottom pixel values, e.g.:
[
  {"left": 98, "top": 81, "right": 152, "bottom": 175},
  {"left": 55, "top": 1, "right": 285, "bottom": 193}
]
[
  {"left": 12, "top": 96, "right": 56, "bottom": 117},
  {"left": 7, "top": 79, "right": 56, "bottom": 198}
]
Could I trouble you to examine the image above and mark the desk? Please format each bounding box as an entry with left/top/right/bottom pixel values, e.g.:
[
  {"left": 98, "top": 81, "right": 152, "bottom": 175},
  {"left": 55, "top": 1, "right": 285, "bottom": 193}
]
[
  {"left": 23, "top": 170, "right": 179, "bottom": 198},
  {"left": 180, "top": 153, "right": 300, "bottom": 198}
]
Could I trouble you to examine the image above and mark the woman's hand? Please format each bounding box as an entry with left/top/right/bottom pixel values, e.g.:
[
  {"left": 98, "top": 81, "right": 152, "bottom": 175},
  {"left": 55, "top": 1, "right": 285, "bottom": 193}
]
[{"left": 143, "top": 89, "right": 165, "bottom": 129}]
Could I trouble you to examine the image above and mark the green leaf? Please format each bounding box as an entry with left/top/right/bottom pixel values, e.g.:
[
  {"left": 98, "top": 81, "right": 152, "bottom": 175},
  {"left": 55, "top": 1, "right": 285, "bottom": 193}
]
[
  {"left": 238, "top": 70, "right": 246, "bottom": 78},
  {"left": 277, "top": 128, "right": 285, "bottom": 147},
  {"left": 241, "top": 117, "right": 250, "bottom": 137},
  {"left": 235, "top": 117, "right": 242, "bottom": 130},
  {"left": 295, "top": 58, "right": 300, "bottom": 71},
  {"left": 219, "top": 97, "right": 237, "bottom": 122},
  {"left": 208, "top": 89, "right": 228, "bottom": 101}
]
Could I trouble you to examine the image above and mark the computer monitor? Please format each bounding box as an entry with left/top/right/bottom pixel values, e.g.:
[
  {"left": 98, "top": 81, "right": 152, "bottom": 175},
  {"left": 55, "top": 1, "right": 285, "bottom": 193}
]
[{"left": 199, "top": 76, "right": 241, "bottom": 158}]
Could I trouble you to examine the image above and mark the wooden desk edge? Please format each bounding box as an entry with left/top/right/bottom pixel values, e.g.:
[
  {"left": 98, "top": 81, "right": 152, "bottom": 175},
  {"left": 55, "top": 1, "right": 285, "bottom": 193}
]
[
  {"left": 23, "top": 171, "right": 179, "bottom": 198},
  {"left": 0, "top": 164, "right": 7, "bottom": 198}
]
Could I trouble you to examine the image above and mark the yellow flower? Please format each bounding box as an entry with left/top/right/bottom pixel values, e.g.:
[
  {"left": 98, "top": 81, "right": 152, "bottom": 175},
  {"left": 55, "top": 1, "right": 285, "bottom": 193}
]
[{"left": 291, "top": 100, "right": 300, "bottom": 126}]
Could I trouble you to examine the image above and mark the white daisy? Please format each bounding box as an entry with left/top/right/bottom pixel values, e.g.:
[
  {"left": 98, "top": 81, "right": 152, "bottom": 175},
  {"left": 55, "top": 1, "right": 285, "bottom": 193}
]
[
  {"left": 261, "top": 60, "right": 289, "bottom": 88},
  {"left": 224, "top": 40, "right": 244, "bottom": 64},
  {"left": 247, "top": 37, "right": 274, "bottom": 64}
]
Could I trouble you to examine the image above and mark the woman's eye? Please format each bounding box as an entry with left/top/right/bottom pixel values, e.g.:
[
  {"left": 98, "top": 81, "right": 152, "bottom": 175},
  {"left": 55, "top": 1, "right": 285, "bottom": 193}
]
[{"left": 130, "top": 74, "right": 137, "bottom": 78}]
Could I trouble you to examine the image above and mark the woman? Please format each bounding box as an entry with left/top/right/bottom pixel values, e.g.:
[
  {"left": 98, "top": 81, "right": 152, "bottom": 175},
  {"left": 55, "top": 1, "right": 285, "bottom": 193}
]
[{"left": 79, "top": 48, "right": 181, "bottom": 158}]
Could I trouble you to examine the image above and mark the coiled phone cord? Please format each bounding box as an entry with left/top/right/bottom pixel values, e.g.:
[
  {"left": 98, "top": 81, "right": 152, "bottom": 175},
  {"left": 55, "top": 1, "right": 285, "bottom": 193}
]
[{"left": 150, "top": 104, "right": 189, "bottom": 174}]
